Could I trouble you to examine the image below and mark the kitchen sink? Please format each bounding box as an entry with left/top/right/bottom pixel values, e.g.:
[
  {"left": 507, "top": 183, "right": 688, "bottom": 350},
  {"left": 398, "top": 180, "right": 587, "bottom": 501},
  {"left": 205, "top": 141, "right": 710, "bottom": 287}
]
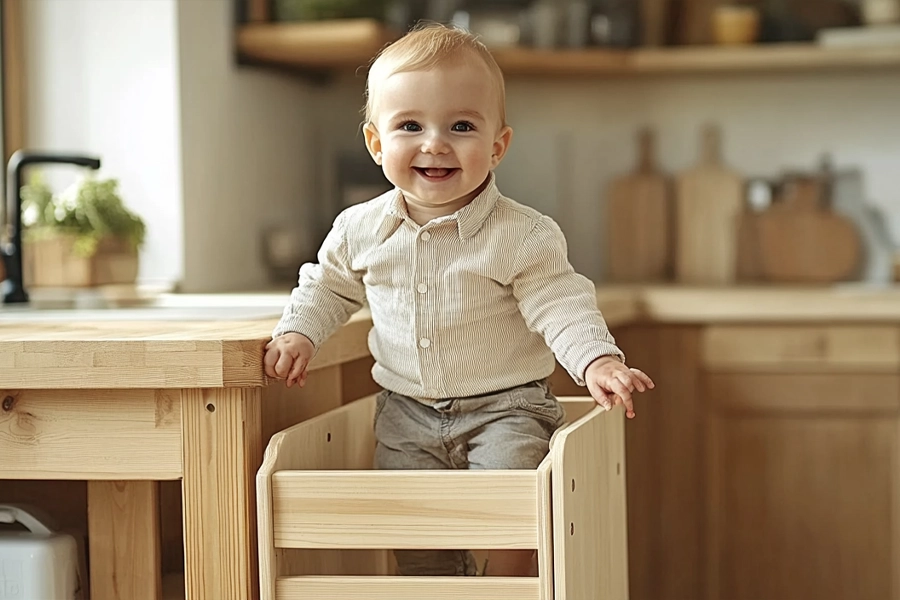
[{"left": 0, "top": 292, "right": 291, "bottom": 322}]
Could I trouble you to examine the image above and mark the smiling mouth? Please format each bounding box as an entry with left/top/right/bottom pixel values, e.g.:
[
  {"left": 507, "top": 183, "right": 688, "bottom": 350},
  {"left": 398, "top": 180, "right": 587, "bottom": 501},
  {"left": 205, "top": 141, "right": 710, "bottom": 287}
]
[{"left": 414, "top": 167, "right": 458, "bottom": 180}]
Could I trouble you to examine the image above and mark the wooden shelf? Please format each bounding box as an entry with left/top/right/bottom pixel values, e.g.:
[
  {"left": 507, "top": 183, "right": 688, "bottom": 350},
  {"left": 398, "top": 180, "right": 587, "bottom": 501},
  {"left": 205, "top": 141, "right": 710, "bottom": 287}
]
[
  {"left": 237, "top": 19, "right": 396, "bottom": 70},
  {"left": 236, "top": 19, "right": 900, "bottom": 77}
]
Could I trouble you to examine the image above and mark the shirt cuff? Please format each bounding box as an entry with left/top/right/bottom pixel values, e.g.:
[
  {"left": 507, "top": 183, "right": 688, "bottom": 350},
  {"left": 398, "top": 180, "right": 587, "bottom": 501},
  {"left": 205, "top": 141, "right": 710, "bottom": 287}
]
[
  {"left": 569, "top": 341, "right": 626, "bottom": 387},
  {"left": 271, "top": 314, "right": 324, "bottom": 350}
]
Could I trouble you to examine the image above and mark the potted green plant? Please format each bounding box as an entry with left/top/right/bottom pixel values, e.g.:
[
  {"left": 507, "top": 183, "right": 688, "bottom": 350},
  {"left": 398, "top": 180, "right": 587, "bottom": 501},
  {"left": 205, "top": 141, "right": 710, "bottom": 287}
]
[{"left": 20, "top": 171, "right": 146, "bottom": 288}]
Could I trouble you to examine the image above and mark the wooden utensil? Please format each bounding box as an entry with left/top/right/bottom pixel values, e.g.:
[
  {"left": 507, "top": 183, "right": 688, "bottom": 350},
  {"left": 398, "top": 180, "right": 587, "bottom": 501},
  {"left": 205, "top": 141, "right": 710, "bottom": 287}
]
[
  {"left": 675, "top": 124, "right": 745, "bottom": 284},
  {"left": 749, "top": 179, "right": 862, "bottom": 283},
  {"left": 606, "top": 128, "right": 672, "bottom": 282}
]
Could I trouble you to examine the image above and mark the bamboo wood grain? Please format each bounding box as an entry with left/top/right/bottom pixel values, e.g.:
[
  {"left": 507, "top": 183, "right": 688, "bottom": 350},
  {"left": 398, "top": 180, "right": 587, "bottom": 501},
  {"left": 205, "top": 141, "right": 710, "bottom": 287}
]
[{"left": 0, "top": 388, "right": 182, "bottom": 479}]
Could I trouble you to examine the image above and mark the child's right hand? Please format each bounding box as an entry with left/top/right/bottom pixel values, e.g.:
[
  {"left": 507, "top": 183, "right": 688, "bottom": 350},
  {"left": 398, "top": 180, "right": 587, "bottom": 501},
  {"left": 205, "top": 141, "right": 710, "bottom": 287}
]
[{"left": 264, "top": 332, "right": 315, "bottom": 388}]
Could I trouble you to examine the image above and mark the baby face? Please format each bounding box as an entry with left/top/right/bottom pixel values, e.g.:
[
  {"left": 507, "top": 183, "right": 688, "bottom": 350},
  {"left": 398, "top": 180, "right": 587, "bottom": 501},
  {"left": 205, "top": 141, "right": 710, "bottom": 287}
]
[{"left": 364, "top": 59, "right": 512, "bottom": 217}]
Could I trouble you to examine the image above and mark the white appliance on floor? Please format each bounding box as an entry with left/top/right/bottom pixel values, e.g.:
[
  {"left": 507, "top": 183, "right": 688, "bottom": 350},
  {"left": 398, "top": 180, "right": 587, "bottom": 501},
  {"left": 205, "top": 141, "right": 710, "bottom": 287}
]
[{"left": 0, "top": 505, "right": 80, "bottom": 599}]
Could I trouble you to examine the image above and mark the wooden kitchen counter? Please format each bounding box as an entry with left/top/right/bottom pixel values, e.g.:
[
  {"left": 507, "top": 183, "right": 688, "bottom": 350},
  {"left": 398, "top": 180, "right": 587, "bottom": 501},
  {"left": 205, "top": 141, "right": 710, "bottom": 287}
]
[
  {"left": 5, "top": 284, "right": 900, "bottom": 389},
  {"left": 3, "top": 283, "right": 900, "bottom": 600}
]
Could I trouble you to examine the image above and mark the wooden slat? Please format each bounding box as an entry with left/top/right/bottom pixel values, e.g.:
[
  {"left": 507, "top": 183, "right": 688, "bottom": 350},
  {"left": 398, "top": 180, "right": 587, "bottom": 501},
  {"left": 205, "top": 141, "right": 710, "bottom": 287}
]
[
  {"left": 707, "top": 373, "right": 900, "bottom": 413},
  {"left": 0, "top": 388, "right": 182, "bottom": 479},
  {"left": 535, "top": 455, "right": 554, "bottom": 600},
  {"left": 259, "top": 397, "right": 378, "bottom": 599},
  {"left": 702, "top": 325, "right": 900, "bottom": 372},
  {"left": 275, "top": 576, "right": 540, "bottom": 599},
  {"left": 88, "top": 481, "right": 162, "bottom": 600},
  {"left": 272, "top": 471, "right": 539, "bottom": 550},
  {"left": 182, "top": 388, "right": 263, "bottom": 600},
  {"left": 552, "top": 405, "right": 629, "bottom": 600}
]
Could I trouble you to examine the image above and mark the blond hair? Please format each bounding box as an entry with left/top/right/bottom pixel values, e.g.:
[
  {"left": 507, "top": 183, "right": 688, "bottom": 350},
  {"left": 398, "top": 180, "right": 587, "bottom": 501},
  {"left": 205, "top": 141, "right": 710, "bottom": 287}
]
[{"left": 364, "top": 22, "right": 507, "bottom": 128}]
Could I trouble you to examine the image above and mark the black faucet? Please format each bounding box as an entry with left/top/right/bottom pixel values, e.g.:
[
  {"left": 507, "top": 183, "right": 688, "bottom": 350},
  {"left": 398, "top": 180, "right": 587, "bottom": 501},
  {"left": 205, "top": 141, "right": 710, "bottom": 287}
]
[{"left": 1, "top": 151, "right": 102, "bottom": 304}]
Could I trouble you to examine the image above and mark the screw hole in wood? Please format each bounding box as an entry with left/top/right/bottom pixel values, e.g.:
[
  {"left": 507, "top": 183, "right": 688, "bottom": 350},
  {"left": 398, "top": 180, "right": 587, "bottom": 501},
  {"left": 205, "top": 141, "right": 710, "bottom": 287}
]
[
  {"left": 327, "top": 432, "right": 332, "bottom": 442},
  {"left": 617, "top": 463, "right": 621, "bottom": 475},
  {"left": 206, "top": 403, "right": 216, "bottom": 413},
  {"left": 2, "top": 396, "right": 13, "bottom": 411},
  {"left": 570, "top": 523, "right": 574, "bottom": 536},
  {"left": 571, "top": 479, "right": 576, "bottom": 492}
]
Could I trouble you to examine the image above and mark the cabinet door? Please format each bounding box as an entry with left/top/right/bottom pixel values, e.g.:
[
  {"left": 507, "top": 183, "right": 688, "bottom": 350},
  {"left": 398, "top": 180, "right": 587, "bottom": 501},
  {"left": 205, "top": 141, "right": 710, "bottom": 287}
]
[{"left": 703, "top": 325, "right": 900, "bottom": 600}]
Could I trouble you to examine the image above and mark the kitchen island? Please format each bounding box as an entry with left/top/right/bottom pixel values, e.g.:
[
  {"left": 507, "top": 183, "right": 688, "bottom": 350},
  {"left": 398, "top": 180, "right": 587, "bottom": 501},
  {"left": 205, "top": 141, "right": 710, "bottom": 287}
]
[{"left": 2, "top": 285, "right": 900, "bottom": 600}]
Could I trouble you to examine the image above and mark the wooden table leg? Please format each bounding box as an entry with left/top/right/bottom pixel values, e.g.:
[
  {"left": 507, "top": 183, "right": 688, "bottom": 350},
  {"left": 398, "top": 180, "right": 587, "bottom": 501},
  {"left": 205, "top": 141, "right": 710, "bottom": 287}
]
[
  {"left": 87, "top": 480, "right": 162, "bottom": 600},
  {"left": 181, "top": 388, "right": 263, "bottom": 600}
]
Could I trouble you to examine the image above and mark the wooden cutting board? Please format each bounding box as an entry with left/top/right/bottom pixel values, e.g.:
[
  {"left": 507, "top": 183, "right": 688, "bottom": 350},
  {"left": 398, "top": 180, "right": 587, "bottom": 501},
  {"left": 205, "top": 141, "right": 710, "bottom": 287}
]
[
  {"left": 738, "top": 171, "right": 861, "bottom": 283},
  {"left": 606, "top": 128, "right": 672, "bottom": 282},
  {"left": 755, "top": 210, "right": 861, "bottom": 282},
  {"left": 675, "top": 124, "right": 744, "bottom": 284}
]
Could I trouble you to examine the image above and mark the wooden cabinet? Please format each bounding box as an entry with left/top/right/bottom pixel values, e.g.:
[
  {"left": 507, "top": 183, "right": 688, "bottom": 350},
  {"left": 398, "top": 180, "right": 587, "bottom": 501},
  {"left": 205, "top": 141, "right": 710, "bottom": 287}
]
[
  {"left": 702, "top": 325, "right": 900, "bottom": 600},
  {"left": 566, "top": 324, "right": 900, "bottom": 600}
]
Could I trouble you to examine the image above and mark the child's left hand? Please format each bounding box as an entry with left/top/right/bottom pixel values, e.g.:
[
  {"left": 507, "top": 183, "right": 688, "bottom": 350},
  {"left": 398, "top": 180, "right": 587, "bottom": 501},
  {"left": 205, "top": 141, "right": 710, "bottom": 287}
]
[{"left": 585, "top": 356, "right": 655, "bottom": 419}]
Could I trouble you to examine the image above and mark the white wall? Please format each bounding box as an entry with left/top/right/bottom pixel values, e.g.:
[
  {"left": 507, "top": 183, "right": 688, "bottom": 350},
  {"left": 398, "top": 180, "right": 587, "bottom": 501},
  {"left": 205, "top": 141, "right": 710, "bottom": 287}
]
[
  {"left": 24, "top": 0, "right": 184, "bottom": 287},
  {"left": 24, "top": 0, "right": 317, "bottom": 292},
  {"left": 177, "top": 0, "right": 315, "bottom": 292},
  {"left": 23, "top": 0, "right": 899, "bottom": 288},
  {"left": 319, "top": 70, "right": 900, "bottom": 281}
]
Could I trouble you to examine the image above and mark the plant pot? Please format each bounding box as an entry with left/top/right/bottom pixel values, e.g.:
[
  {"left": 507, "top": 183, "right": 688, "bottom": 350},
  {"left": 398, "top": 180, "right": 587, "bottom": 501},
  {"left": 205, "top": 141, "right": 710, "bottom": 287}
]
[{"left": 23, "top": 234, "right": 138, "bottom": 288}]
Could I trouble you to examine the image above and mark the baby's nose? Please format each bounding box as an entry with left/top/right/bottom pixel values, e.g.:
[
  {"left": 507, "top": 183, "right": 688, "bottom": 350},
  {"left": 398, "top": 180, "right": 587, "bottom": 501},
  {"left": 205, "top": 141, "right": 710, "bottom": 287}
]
[{"left": 420, "top": 132, "right": 449, "bottom": 153}]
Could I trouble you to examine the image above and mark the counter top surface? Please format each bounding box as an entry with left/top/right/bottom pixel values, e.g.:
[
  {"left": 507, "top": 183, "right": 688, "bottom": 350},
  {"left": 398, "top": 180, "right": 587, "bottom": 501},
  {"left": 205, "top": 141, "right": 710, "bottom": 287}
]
[{"left": 3, "top": 285, "right": 900, "bottom": 389}]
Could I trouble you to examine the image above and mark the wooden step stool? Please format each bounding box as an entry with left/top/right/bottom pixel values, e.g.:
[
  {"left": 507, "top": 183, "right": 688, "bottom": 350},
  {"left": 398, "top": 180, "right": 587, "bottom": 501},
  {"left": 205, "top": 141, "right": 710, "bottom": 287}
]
[{"left": 257, "top": 395, "right": 629, "bottom": 600}]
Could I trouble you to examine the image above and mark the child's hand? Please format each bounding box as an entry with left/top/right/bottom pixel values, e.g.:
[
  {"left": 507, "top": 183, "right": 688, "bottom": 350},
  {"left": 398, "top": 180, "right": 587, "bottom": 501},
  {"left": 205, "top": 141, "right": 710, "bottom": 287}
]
[
  {"left": 264, "top": 333, "right": 315, "bottom": 388},
  {"left": 585, "top": 356, "right": 655, "bottom": 419}
]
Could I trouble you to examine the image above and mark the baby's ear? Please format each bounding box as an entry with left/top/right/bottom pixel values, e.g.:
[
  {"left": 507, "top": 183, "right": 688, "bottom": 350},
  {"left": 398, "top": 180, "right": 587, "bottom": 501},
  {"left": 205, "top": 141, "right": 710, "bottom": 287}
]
[
  {"left": 363, "top": 122, "right": 383, "bottom": 165},
  {"left": 491, "top": 126, "right": 513, "bottom": 168}
]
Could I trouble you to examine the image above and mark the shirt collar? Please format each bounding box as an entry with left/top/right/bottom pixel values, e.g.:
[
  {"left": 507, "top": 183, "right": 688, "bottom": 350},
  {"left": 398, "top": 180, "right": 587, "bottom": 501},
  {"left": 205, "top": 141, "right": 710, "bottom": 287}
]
[{"left": 379, "top": 172, "right": 501, "bottom": 242}]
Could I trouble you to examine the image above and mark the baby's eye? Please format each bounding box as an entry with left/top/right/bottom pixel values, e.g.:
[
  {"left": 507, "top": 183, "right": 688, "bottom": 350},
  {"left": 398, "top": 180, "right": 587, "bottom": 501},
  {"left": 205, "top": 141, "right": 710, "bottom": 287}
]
[
  {"left": 399, "top": 121, "right": 422, "bottom": 132},
  {"left": 452, "top": 121, "right": 475, "bottom": 132}
]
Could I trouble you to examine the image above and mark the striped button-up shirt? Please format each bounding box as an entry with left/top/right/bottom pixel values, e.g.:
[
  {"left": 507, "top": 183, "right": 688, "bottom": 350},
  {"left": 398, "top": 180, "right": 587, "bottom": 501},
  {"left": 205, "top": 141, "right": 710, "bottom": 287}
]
[{"left": 273, "top": 174, "right": 624, "bottom": 400}]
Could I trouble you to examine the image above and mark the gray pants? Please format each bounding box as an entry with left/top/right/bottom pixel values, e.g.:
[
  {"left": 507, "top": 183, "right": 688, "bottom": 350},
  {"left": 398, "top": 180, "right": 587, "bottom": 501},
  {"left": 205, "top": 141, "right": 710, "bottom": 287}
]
[{"left": 373, "top": 379, "right": 566, "bottom": 576}]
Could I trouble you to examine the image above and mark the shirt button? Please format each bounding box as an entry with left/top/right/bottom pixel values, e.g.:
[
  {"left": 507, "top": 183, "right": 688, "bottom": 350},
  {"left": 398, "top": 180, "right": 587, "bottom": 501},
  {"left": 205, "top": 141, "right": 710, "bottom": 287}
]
[
  {"left": 419, "top": 338, "right": 431, "bottom": 348},
  {"left": 420, "top": 231, "right": 432, "bottom": 241},
  {"left": 417, "top": 283, "right": 428, "bottom": 293}
]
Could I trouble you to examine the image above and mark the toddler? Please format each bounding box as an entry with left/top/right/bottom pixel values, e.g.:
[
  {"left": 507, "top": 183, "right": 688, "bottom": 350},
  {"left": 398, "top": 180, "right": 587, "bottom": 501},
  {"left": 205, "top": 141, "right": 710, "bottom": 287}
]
[{"left": 264, "top": 22, "right": 654, "bottom": 578}]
